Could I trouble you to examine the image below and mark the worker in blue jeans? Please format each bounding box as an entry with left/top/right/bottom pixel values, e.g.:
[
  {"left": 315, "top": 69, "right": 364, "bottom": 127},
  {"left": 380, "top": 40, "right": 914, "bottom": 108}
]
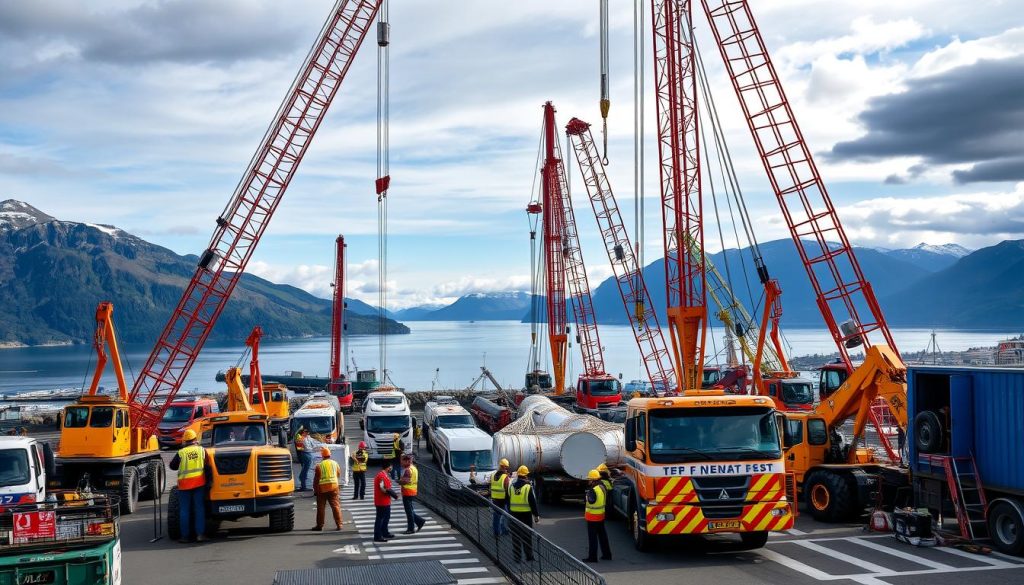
[
  {"left": 169, "top": 429, "right": 208, "bottom": 543},
  {"left": 490, "top": 458, "right": 511, "bottom": 536},
  {"left": 294, "top": 428, "right": 313, "bottom": 491}
]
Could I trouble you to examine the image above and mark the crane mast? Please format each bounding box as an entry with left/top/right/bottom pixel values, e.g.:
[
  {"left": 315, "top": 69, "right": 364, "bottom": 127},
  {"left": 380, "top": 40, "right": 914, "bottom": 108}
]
[
  {"left": 246, "top": 325, "right": 264, "bottom": 407},
  {"left": 565, "top": 118, "right": 675, "bottom": 394},
  {"left": 126, "top": 0, "right": 382, "bottom": 438},
  {"left": 651, "top": 0, "right": 706, "bottom": 391},
  {"left": 330, "top": 235, "right": 346, "bottom": 385},
  {"left": 542, "top": 103, "right": 570, "bottom": 395}
]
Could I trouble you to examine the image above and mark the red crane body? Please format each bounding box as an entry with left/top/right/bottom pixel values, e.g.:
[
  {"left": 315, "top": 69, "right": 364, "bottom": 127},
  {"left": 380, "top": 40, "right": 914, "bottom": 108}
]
[
  {"left": 246, "top": 325, "right": 264, "bottom": 403},
  {"left": 565, "top": 118, "right": 676, "bottom": 395},
  {"left": 328, "top": 235, "right": 353, "bottom": 409},
  {"left": 542, "top": 103, "right": 570, "bottom": 395},
  {"left": 127, "top": 0, "right": 382, "bottom": 439},
  {"left": 651, "top": 0, "right": 706, "bottom": 392}
]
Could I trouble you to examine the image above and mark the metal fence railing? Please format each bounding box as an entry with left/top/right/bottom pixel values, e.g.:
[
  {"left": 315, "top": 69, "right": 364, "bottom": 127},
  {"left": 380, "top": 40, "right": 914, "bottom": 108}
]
[
  {"left": 416, "top": 465, "right": 606, "bottom": 585},
  {"left": 0, "top": 493, "right": 120, "bottom": 552}
]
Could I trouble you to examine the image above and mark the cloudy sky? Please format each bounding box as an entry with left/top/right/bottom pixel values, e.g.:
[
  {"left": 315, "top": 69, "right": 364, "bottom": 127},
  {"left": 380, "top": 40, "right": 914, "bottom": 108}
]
[{"left": 1, "top": 0, "right": 1022, "bottom": 308}]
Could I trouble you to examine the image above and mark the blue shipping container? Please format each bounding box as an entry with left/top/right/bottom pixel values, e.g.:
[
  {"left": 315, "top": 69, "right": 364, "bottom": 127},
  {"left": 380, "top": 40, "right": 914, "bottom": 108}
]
[{"left": 908, "top": 366, "right": 1024, "bottom": 496}]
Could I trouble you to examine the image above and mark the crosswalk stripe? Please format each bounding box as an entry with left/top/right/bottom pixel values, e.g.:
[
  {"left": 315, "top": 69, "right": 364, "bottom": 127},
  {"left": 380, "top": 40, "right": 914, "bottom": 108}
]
[
  {"left": 448, "top": 568, "right": 489, "bottom": 574},
  {"left": 367, "top": 543, "right": 465, "bottom": 552},
  {"left": 790, "top": 540, "right": 891, "bottom": 574},
  {"left": 755, "top": 548, "right": 837, "bottom": 581},
  {"left": 441, "top": 559, "right": 482, "bottom": 565},
  {"left": 456, "top": 578, "right": 505, "bottom": 585},
  {"left": 938, "top": 546, "right": 1018, "bottom": 568},
  {"left": 363, "top": 536, "right": 457, "bottom": 546},
  {"left": 846, "top": 537, "right": 955, "bottom": 570},
  {"left": 372, "top": 550, "right": 472, "bottom": 560}
]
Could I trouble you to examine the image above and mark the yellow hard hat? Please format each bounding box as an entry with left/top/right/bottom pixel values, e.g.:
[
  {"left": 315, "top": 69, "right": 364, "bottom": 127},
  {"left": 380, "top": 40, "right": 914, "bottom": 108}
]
[
  {"left": 587, "top": 469, "right": 601, "bottom": 480},
  {"left": 499, "top": 458, "right": 510, "bottom": 468},
  {"left": 517, "top": 465, "right": 529, "bottom": 476},
  {"left": 182, "top": 429, "right": 197, "bottom": 442},
  {"left": 320, "top": 446, "right": 331, "bottom": 457},
  {"left": 597, "top": 463, "right": 608, "bottom": 472}
]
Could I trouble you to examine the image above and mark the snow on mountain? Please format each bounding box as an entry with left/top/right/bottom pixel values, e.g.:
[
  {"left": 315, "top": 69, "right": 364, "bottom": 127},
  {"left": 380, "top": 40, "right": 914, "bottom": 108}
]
[
  {"left": 0, "top": 200, "right": 54, "bottom": 231},
  {"left": 911, "top": 242, "right": 972, "bottom": 258}
]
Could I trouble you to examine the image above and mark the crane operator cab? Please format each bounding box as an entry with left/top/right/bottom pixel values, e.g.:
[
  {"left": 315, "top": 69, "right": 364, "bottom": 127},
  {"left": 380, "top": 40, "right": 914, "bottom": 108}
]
[{"left": 59, "top": 396, "right": 156, "bottom": 459}]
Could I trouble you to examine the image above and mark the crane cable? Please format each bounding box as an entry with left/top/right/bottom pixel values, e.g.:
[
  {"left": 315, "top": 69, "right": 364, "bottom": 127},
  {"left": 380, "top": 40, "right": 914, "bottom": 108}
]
[
  {"left": 526, "top": 117, "right": 545, "bottom": 374},
  {"left": 599, "top": 0, "right": 611, "bottom": 165},
  {"left": 376, "top": 0, "right": 391, "bottom": 383},
  {"left": 633, "top": 0, "right": 645, "bottom": 377}
]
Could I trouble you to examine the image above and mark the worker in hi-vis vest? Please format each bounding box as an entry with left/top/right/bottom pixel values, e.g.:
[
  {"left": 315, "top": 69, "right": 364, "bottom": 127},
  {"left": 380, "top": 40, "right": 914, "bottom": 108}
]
[
  {"left": 508, "top": 465, "right": 540, "bottom": 563},
  {"left": 597, "top": 463, "right": 614, "bottom": 495},
  {"left": 312, "top": 447, "right": 343, "bottom": 531},
  {"left": 490, "top": 458, "right": 512, "bottom": 536},
  {"left": 399, "top": 454, "right": 426, "bottom": 534},
  {"left": 294, "top": 427, "right": 312, "bottom": 491},
  {"left": 350, "top": 441, "right": 369, "bottom": 500},
  {"left": 582, "top": 469, "right": 611, "bottom": 563},
  {"left": 169, "top": 429, "right": 208, "bottom": 543}
]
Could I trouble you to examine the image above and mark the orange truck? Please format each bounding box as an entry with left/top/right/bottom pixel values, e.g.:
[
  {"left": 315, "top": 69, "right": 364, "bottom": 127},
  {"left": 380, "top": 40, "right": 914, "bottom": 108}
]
[{"left": 612, "top": 393, "right": 794, "bottom": 550}]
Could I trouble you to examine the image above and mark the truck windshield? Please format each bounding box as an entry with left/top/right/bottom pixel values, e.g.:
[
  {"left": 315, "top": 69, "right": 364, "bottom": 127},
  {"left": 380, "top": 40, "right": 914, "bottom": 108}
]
[
  {"left": 450, "top": 449, "right": 494, "bottom": 472},
  {"left": 0, "top": 449, "right": 30, "bottom": 487},
  {"left": 212, "top": 423, "right": 267, "bottom": 446},
  {"left": 589, "top": 379, "right": 621, "bottom": 396},
  {"left": 367, "top": 415, "right": 410, "bottom": 434},
  {"left": 648, "top": 406, "right": 781, "bottom": 463},
  {"left": 162, "top": 406, "right": 195, "bottom": 423},
  {"left": 437, "top": 415, "right": 475, "bottom": 428},
  {"left": 703, "top": 370, "right": 722, "bottom": 386},
  {"left": 782, "top": 381, "right": 814, "bottom": 405},
  {"left": 294, "top": 416, "right": 335, "bottom": 435}
]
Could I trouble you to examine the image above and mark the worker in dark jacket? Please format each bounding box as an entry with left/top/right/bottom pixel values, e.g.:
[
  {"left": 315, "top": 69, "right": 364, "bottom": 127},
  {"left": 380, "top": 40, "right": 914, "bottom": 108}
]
[
  {"left": 507, "top": 465, "right": 540, "bottom": 562},
  {"left": 582, "top": 469, "right": 611, "bottom": 562},
  {"left": 597, "top": 463, "right": 614, "bottom": 494}
]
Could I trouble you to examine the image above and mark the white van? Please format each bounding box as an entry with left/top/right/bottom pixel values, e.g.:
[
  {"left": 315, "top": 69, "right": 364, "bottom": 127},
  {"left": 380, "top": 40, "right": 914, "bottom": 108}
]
[
  {"left": 423, "top": 401, "right": 476, "bottom": 455},
  {"left": 360, "top": 390, "right": 412, "bottom": 460},
  {"left": 0, "top": 436, "right": 53, "bottom": 506},
  {"left": 290, "top": 393, "right": 343, "bottom": 443},
  {"left": 432, "top": 427, "right": 496, "bottom": 487}
]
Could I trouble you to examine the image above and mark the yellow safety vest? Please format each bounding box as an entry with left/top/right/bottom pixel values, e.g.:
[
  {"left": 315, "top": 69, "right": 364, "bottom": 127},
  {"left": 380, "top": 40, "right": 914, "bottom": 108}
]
[
  {"left": 318, "top": 459, "right": 340, "bottom": 487},
  {"left": 402, "top": 465, "right": 419, "bottom": 497},
  {"left": 389, "top": 437, "right": 400, "bottom": 459},
  {"left": 176, "top": 444, "right": 206, "bottom": 490},
  {"left": 295, "top": 434, "right": 306, "bottom": 451},
  {"left": 490, "top": 472, "right": 508, "bottom": 501},
  {"left": 601, "top": 478, "right": 613, "bottom": 494},
  {"left": 509, "top": 484, "right": 532, "bottom": 513},
  {"left": 353, "top": 450, "right": 368, "bottom": 472},
  {"left": 585, "top": 485, "right": 606, "bottom": 521}
]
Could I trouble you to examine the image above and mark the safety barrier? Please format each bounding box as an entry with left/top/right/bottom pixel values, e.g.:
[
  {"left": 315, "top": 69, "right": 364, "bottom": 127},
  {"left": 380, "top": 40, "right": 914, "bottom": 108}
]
[{"left": 416, "top": 465, "right": 607, "bottom": 585}]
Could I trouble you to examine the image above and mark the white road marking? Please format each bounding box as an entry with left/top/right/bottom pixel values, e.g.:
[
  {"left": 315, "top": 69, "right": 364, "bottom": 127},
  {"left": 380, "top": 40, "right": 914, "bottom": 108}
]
[
  {"left": 455, "top": 578, "right": 505, "bottom": 585},
  {"left": 790, "top": 540, "right": 891, "bottom": 574},
  {"left": 441, "top": 558, "right": 482, "bottom": 565},
  {"left": 363, "top": 536, "right": 457, "bottom": 546},
  {"left": 787, "top": 528, "right": 807, "bottom": 535},
  {"left": 937, "top": 546, "right": 1018, "bottom": 568},
  {"left": 846, "top": 537, "right": 955, "bottom": 570},
  {"left": 331, "top": 545, "right": 361, "bottom": 554},
  {"left": 366, "top": 542, "right": 465, "bottom": 552},
  {"left": 448, "top": 567, "right": 489, "bottom": 574},
  {"left": 372, "top": 549, "right": 472, "bottom": 560},
  {"left": 756, "top": 548, "right": 837, "bottom": 581}
]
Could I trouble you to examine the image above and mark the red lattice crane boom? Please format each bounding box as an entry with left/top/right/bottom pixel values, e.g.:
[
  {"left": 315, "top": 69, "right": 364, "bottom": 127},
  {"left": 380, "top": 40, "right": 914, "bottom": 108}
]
[
  {"left": 651, "top": 0, "right": 706, "bottom": 391},
  {"left": 565, "top": 118, "right": 676, "bottom": 394},
  {"left": 328, "top": 235, "right": 353, "bottom": 407},
  {"left": 128, "top": 0, "right": 382, "bottom": 438},
  {"left": 542, "top": 103, "right": 570, "bottom": 395}
]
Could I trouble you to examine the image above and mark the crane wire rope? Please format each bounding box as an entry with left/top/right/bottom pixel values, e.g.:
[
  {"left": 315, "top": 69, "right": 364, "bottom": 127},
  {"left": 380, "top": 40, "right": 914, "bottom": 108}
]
[
  {"left": 376, "top": 0, "right": 391, "bottom": 384},
  {"left": 599, "top": 0, "right": 611, "bottom": 165},
  {"left": 526, "top": 117, "right": 545, "bottom": 374},
  {"left": 633, "top": 0, "right": 645, "bottom": 378}
]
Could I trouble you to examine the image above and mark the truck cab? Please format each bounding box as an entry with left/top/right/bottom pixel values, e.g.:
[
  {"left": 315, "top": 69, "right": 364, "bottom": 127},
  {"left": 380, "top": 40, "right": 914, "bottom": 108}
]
[
  {"left": 250, "top": 383, "right": 290, "bottom": 433},
  {"left": 290, "top": 394, "right": 343, "bottom": 443},
  {"left": 0, "top": 437, "right": 52, "bottom": 508},
  {"left": 424, "top": 401, "right": 475, "bottom": 455},
  {"left": 525, "top": 370, "right": 553, "bottom": 392},
  {"left": 432, "top": 427, "right": 496, "bottom": 489},
  {"left": 360, "top": 390, "right": 412, "bottom": 460},
  {"left": 157, "top": 397, "right": 220, "bottom": 449},
  {"left": 762, "top": 376, "right": 815, "bottom": 411},
  {"left": 327, "top": 378, "right": 354, "bottom": 413},
  {"left": 575, "top": 375, "right": 623, "bottom": 412}
]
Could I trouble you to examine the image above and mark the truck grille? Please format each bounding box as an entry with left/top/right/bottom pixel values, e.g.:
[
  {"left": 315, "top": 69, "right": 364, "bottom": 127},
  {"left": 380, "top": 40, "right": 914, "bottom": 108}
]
[
  {"left": 693, "top": 475, "right": 748, "bottom": 503},
  {"left": 258, "top": 454, "right": 293, "bottom": 483},
  {"left": 213, "top": 452, "right": 251, "bottom": 475},
  {"left": 700, "top": 505, "right": 745, "bottom": 519}
]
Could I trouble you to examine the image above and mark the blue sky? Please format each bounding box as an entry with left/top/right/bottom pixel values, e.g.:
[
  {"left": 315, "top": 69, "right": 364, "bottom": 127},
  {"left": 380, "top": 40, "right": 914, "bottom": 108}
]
[{"left": 1, "top": 1, "right": 1023, "bottom": 308}]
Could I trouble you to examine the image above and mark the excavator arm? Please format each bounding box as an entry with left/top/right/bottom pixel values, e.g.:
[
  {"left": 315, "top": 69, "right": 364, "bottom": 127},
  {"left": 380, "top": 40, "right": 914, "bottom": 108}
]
[
  {"left": 224, "top": 367, "right": 254, "bottom": 413},
  {"left": 87, "top": 302, "right": 130, "bottom": 401}
]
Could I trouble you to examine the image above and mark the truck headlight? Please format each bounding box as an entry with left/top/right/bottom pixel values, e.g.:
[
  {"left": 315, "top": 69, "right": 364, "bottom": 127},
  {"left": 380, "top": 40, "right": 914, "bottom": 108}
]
[
  {"left": 771, "top": 506, "right": 789, "bottom": 517},
  {"left": 655, "top": 512, "right": 675, "bottom": 521}
]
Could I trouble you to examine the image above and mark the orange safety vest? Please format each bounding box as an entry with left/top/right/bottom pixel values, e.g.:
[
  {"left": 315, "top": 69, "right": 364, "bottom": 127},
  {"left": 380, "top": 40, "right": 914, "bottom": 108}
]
[
  {"left": 401, "top": 465, "right": 419, "bottom": 497},
  {"left": 176, "top": 444, "right": 206, "bottom": 490}
]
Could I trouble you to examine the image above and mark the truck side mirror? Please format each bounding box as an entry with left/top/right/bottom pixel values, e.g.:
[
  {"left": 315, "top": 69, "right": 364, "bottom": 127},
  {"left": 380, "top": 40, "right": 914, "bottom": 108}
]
[
  {"left": 278, "top": 428, "right": 288, "bottom": 448},
  {"left": 625, "top": 418, "right": 636, "bottom": 452},
  {"left": 42, "top": 443, "right": 56, "bottom": 477},
  {"left": 359, "top": 419, "right": 364, "bottom": 430}
]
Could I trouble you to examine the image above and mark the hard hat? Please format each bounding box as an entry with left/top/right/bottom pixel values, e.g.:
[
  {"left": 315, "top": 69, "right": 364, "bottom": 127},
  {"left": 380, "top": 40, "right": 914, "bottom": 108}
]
[
  {"left": 358, "top": 441, "right": 367, "bottom": 449},
  {"left": 393, "top": 432, "right": 400, "bottom": 439},
  {"left": 182, "top": 429, "right": 197, "bottom": 442},
  {"left": 597, "top": 463, "right": 608, "bottom": 472},
  {"left": 321, "top": 446, "right": 331, "bottom": 457},
  {"left": 517, "top": 465, "right": 530, "bottom": 476},
  {"left": 499, "top": 458, "right": 510, "bottom": 468},
  {"left": 587, "top": 469, "right": 601, "bottom": 480}
]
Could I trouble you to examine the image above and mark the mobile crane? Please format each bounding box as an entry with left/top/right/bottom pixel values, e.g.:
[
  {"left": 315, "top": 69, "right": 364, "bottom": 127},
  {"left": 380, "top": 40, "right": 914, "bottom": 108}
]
[
  {"left": 327, "top": 235, "right": 354, "bottom": 412},
  {"left": 699, "top": 0, "right": 910, "bottom": 520},
  {"left": 235, "top": 326, "right": 290, "bottom": 434},
  {"left": 57, "top": 0, "right": 382, "bottom": 514}
]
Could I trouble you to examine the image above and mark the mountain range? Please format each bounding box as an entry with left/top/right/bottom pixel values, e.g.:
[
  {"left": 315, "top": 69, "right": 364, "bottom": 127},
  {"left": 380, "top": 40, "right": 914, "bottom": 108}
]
[
  {"left": 395, "top": 239, "right": 1024, "bottom": 329},
  {"left": 0, "top": 200, "right": 408, "bottom": 347}
]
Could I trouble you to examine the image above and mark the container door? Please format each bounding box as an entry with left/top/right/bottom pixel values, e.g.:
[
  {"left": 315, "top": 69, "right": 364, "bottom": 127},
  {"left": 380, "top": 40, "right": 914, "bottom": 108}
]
[{"left": 949, "top": 375, "right": 974, "bottom": 458}]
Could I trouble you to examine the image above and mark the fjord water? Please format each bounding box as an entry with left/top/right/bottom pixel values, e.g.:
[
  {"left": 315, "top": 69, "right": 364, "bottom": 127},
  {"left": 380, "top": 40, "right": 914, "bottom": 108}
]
[{"left": 0, "top": 321, "right": 1016, "bottom": 396}]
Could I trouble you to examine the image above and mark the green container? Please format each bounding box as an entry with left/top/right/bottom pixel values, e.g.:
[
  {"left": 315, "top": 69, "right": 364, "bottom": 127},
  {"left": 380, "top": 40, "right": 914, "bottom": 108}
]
[{"left": 0, "top": 538, "right": 121, "bottom": 585}]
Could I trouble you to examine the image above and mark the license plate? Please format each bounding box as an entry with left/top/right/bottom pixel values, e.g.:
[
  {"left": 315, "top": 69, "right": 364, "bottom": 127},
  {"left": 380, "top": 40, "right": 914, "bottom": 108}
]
[
  {"left": 218, "top": 504, "right": 245, "bottom": 513},
  {"left": 706, "top": 520, "right": 741, "bottom": 531},
  {"left": 18, "top": 571, "right": 56, "bottom": 585}
]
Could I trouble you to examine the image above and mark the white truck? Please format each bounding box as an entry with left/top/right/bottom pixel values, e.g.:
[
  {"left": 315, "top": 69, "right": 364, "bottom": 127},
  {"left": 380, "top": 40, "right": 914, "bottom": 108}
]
[
  {"left": 423, "top": 399, "right": 477, "bottom": 455},
  {"left": 0, "top": 436, "right": 53, "bottom": 507},
  {"left": 432, "top": 427, "right": 496, "bottom": 494},
  {"left": 360, "top": 390, "right": 413, "bottom": 460}
]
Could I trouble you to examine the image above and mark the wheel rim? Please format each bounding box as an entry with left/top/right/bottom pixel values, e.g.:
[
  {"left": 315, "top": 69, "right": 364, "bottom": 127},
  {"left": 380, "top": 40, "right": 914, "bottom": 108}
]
[
  {"left": 996, "top": 512, "right": 1018, "bottom": 545},
  {"left": 811, "top": 484, "right": 830, "bottom": 511}
]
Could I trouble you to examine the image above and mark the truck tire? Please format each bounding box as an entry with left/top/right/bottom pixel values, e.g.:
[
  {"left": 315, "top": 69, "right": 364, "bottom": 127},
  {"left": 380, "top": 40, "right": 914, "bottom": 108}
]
[
  {"left": 914, "top": 410, "right": 944, "bottom": 454},
  {"left": 805, "top": 470, "right": 854, "bottom": 522},
  {"left": 269, "top": 506, "right": 295, "bottom": 533},
  {"left": 205, "top": 519, "right": 222, "bottom": 538},
  {"left": 140, "top": 460, "right": 166, "bottom": 501},
  {"left": 167, "top": 487, "right": 182, "bottom": 541},
  {"left": 630, "top": 505, "right": 650, "bottom": 552},
  {"left": 120, "top": 466, "right": 139, "bottom": 515},
  {"left": 740, "top": 531, "right": 769, "bottom": 549},
  {"left": 988, "top": 499, "right": 1024, "bottom": 556}
]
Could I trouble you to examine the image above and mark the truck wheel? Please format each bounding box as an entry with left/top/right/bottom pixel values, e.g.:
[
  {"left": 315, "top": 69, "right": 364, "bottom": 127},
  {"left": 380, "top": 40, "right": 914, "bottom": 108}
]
[
  {"left": 914, "top": 411, "right": 944, "bottom": 454},
  {"left": 269, "top": 506, "right": 295, "bottom": 533},
  {"left": 988, "top": 499, "right": 1024, "bottom": 555},
  {"left": 805, "top": 471, "right": 853, "bottom": 522},
  {"left": 167, "top": 488, "right": 182, "bottom": 541},
  {"left": 740, "top": 531, "right": 769, "bottom": 549},
  {"left": 205, "top": 519, "right": 222, "bottom": 538},
  {"left": 630, "top": 506, "right": 650, "bottom": 552},
  {"left": 140, "top": 461, "right": 166, "bottom": 501},
  {"left": 120, "top": 466, "right": 139, "bottom": 515}
]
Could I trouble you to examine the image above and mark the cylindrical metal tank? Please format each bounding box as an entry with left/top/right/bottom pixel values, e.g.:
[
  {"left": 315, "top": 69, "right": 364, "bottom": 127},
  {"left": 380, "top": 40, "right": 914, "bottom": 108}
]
[
  {"left": 518, "top": 394, "right": 587, "bottom": 430},
  {"left": 492, "top": 430, "right": 606, "bottom": 479}
]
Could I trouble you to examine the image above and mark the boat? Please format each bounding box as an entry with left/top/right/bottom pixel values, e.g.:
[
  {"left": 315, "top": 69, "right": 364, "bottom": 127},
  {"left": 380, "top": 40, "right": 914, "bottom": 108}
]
[
  {"left": 0, "top": 387, "right": 94, "bottom": 402},
  {"left": 213, "top": 368, "right": 380, "bottom": 395}
]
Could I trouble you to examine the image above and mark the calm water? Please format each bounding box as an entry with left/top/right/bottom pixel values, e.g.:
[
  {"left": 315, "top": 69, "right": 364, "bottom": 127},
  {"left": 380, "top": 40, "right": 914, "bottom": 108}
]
[{"left": 0, "top": 321, "right": 1016, "bottom": 396}]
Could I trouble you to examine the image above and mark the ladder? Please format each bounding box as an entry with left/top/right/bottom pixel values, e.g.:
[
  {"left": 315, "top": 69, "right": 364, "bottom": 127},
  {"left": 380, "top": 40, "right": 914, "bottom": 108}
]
[{"left": 940, "top": 455, "right": 989, "bottom": 540}]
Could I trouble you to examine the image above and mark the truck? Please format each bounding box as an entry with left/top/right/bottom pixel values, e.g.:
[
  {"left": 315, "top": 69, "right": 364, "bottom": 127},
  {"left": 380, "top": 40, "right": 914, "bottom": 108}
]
[
  {"left": 470, "top": 396, "right": 513, "bottom": 434},
  {"left": 155, "top": 397, "right": 220, "bottom": 450},
  {"left": 360, "top": 390, "right": 412, "bottom": 460},
  {"left": 0, "top": 494, "right": 122, "bottom": 585},
  {"left": 907, "top": 365, "right": 1024, "bottom": 555},
  {"left": 423, "top": 398, "right": 475, "bottom": 454},
  {"left": 1, "top": 436, "right": 53, "bottom": 507},
  {"left": 431, "top": 427, "right": 497, "bottom": 495},
  {"left": 611, "top": 393, "right": 794, "bottom": 551},
  {"left": 290, "top": 393, "right": 344, "bottom": 444}
]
